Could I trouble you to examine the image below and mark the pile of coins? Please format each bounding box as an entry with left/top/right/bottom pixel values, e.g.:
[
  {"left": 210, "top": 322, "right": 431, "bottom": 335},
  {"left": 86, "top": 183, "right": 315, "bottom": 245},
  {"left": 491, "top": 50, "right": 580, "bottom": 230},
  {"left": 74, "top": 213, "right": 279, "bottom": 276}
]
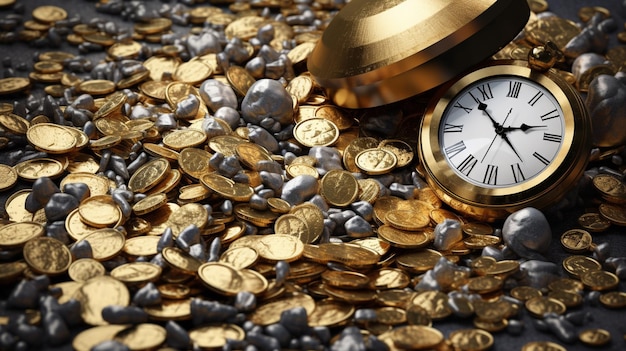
[{"left": 0, "top": 0, "right": 625, "bottom": 350}]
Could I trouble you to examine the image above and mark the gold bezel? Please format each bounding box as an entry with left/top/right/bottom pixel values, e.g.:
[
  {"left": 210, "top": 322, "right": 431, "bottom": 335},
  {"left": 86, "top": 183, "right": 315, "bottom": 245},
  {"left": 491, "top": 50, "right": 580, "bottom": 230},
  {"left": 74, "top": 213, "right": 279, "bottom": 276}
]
[{"left": 419, "top": 60, "right": 591, "bottom": 220}]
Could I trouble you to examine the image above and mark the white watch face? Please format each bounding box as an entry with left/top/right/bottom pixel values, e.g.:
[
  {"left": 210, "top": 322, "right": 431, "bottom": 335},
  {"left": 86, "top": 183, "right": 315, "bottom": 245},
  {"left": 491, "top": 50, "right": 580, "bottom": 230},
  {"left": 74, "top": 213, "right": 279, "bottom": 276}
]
[{"left": 439, "top": 75, "right": 564, "bottom": 188}]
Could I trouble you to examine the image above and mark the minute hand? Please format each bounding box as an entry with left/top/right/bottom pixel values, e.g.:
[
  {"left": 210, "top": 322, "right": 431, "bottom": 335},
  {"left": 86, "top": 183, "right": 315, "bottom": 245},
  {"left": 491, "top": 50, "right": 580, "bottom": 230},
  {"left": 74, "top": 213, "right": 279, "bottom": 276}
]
[{"left": 501, "top": 123, "right": 547, "bottom": 132}]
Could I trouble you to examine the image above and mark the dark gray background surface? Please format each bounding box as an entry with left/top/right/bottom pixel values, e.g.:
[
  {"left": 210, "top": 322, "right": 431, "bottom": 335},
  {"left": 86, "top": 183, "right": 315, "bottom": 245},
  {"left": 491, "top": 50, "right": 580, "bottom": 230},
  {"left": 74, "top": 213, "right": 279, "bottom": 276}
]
[{"left": 1, "top": 0, "right": 625, "bottom": 350}]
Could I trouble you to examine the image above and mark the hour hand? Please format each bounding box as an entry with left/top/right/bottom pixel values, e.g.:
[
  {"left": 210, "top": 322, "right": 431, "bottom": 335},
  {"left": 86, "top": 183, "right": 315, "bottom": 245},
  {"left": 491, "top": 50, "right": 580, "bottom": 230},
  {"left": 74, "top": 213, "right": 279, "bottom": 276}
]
[
  {"left": 477, "top": 102, "right": 499, "bottom": 128},
  {"left": 502, "top": 123, "right": 547, "bottom": 132}
]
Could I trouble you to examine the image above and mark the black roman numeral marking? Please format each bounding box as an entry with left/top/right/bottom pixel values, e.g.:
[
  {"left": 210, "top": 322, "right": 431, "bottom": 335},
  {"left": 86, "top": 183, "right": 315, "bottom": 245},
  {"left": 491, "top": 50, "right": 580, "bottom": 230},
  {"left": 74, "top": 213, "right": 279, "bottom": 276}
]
[
  {"left": 444, "top": 141, "right": 466, "bottom": 159},
  {"left": 483, "top": 164, "right": 498, "bottom": 185},
  {"left": 457, "top": 154, "right": 477, "bottom": 176},
  {"left": 507, "top": 81, "right": 522, "bottom": 98},
  {"left": 511, "top": 163, "right": 526, "bottom": 183},
  {"left": 543, "top": 133, "right": 562, "bottom": 142},
  {"left": 443, "top": 123, "right": 464, "bottom": 133},
  {"left": 540, "top": 109, "right": 559, "bottom": 121},
  {"left": 533, "top": 152, "right": 550, "bottom": 165},
  {"left": 453, "top": 102, "right": 472, "bottom": 114},
  {"left": 469, "top": 84, "right": 494, "bottom": 104},
  {"left": 528, "top": 91, "right": 543, "bottom": 106}
]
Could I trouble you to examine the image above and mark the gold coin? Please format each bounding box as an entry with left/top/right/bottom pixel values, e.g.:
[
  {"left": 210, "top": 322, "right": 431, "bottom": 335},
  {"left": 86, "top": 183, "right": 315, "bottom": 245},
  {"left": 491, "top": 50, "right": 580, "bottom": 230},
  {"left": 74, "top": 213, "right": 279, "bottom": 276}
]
[
  {"left": 367, "top": 267, "right": 410, "bottom": 290},
  {"left": 599, "top": 203, "right": 626, "bottom": 226},
  {"left": 23, "top": 237, "right": 71, "bottom": 275},
  {"left": 289, "top": 203, "right": 325, "bottom": 243},
  {"left": 267, "top": 197, "right": 292, "bottom": 214},
  {"left": 322, "top": 270, "right": 370, "bottom": 290},
  {"left": 208, "top": 135, "right": 247, "bottom": 157},
  {"left": 303, "top": 242, "right": 380, "bottom": 269},
  {"left": 384, "top": 325, "right": 444, "bottom": 350},
  {"left": 32, "top": 5, "right": 67, "bottom": 23},
  {"left": 547, "top": 290, "right": 582, "bottom": 308},
  {"left": 378, "top": 139, "right": 414, "bottom": 168},
  {"left": 320, "top": 169, "right": 359, "bottom": 207},
  {"left": 161, "top": 247, "right": 203, "bottom": 274},
  {"left": 286, "top": 163, "right": 319, "bottom": 179},
  {"left": 226, "top": 65, "right": 256, "bottom": 96},
  {"left": 198, "top": 262, "right": 268, "bottom": 296},
  {"left": 548, "top": 277, "right": 584, "bottom": 293},
  {"left": 73, "top": 275, "right": 130, "bottom": 326},
  {"left": 77, "top": 228, "right": 126, "bottom": 261},
  {"left": 219, "top": 246, "right": 258, "bottom": 269},
  {"left": 483, "top": 259, "right": 519, "bottom": 277},
  {"left": 178, "top": 147, "right": 212, "bottom": 180},
  {"left": 525, "top": 16, "right": 580, "bottom": 50},
  {"left": 166, "top": 203, "right": 209, "bottom": 236},
  {"left": 178, "top": 183, "right": 213, "bottom": 203},
  {"left": 128, "top": 157, "right": 170, "bottom": 193},
  {"left": 113, "top": 323, "right": 167, "bottom": 350},
  {"left": 93, "top": 91, "right": 127, "bottom": 120},
  {"left": 525, "top": 296, "right": 567, "bottom": 318},
  {"left": 188, "top": 324, "right": 245, "bottom": 350},
  {"left": 358, "top": 178, "right": 383, "bottom": 204},
  {"left": 0, "top": 261, "right": 28, "bottom": 284},
  {"left": 510, "top": 286, "right": 542, "bottom": 302},
  {"left": 410, "top": 290, "right": 451, "bottom": 320},
  {"left": 0, "top": 221, "right": 45, "bottom": 248},
  {"left": 560, "top": 229, "right": 593, "bottom": 252},
  {"left": 4, "top": 189, "right": 46, "bottom": 223},
  {"left": 580, "top": 270, "right": 619, "bottom": 291},
  {"left": 467, "top": 275, "right": 504, "bottom": 294},
  {"left": 78, "top": 195, "right": 121, "bottom": 228},
  {"left": 577, "top": 212, "right": 611, "bottom": 232},
  {"left": 146, "top": 169, "right": 181, "bottom": 196},
  {"left": 73, "top": 325, "right": 130, "bottom": 351},
  {"left": 123, "top": 235, "right": 160, "bottom": 256},
  {"left": 0, "top": 77, "right": 31, "bottom": 94},
  {"left": 132, "top": 193, "right": 168, "bottom": 216},
  {"left": 256, "top": 234, "right": 304, "bottom": 262},
  {"left": 68, "top": 258, "right": 106, "bottom": 282},
  {"left": 173, "top": 60, "right": 213, "bottom": 85},
  {"left": 286, "top": 75, "right": 314, "bottom": 103},
  {"left": 235, "top": 142, "right": 273, "bottom": 170},
  {"left": 78, "top": 79, "right": 116, "bottom": 95},
  {"left": 13, "top": 158, "right": 63, "bottom": 181},
  {"left": 26, "top": 123, "right": 77, "bottom": 154},
  {"left": 107, "top": 40, "right": 142, "bottom": 60},
  {"left": 377, "top": 225, "right": 431, "bottom": 249},
  {"left": 462, "top": 234, "right": 501, "bottom": 250},
  {"left": 249, "top": 291, "right": 316, "bottom": 326},
  {"left": 449, "top": 329, "right": 494, "bottom": 351},
  {"left": 527, "top": 0, "right": 548, "bottom": 13},
  {"left": 385, "top": 209, "right": 430, "bottom": 231},
  {"left": 273, "top": 214, "right": 310, "bottom": 243},
  {"left": 293, "top": 118, "right": 339, "bottom": 147},
  {"left": 521, "top": 341, "right": 567, "bottom": 351},
  {"left": 143, "top": 143, "right": 180, "bottom": 162},
  {"left": 395, "top": 249, "right": 442, "bottom": 274},
  {"left": 579, "top": 328, "right": 611, "bottom": 347},
  {"left": 110, "top": 262, "right": 162, "bottom": 285},
  {"left": 314, "top": 105, "right": 354, "bottom": 131},
  {"left": 201, "top": 173, "right": 254, "bottom": 202},
  {"left": 355, "top": 148, "right": 397, "bottom": 175},
  {"left": 156, "top": 284, "right": 191, "bottom": 300},
  {"left": 308, "top": 299, "right": 355, "bottom": 327},
  {"left": 562, "top": 255, "right": 602, "bottom": 278},
  {"left": 592, "top": 174, "right": 626, "bottom": 201},
  {"left": 0, "top": 113, "right": 29, "bottom": 134},
  {"left": 233, "top": 204, "right": 278, "bottom": 227},
  {"left": 599, "top": 291, "right": 626, "bottom": 308},
  {"left": 134, "top": 17, "right": 172, "bottom": 35},
  {"left": 144, "top": 55, "right": 181, "bottom": 81},
  {"left": 162, "top": 129, "right": 207, "bottom": 150}
]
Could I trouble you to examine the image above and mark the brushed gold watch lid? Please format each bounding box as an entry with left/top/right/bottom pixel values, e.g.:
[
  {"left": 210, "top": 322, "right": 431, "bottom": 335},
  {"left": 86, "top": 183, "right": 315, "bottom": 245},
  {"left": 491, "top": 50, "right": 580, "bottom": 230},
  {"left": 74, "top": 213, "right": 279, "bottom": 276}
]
[{"left": 308, "top": 0, "right": 530, "bottom": 108}]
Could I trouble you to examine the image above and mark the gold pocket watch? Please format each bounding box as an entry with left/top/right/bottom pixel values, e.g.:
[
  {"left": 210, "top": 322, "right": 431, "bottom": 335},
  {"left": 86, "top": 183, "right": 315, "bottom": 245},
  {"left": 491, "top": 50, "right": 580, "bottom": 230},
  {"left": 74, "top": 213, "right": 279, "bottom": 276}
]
[
  {"left": 308, "top": 0, "right": 592, "bottom": 221},
  {"left": 418, "top": 57, "right": 591, "bottom": 221}
]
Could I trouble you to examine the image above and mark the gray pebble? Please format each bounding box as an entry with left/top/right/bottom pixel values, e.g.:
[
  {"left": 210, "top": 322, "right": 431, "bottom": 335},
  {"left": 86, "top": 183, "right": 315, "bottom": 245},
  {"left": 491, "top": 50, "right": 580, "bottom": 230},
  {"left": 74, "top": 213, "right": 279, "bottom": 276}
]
[
  {"left": 91, "top": 340, "right": 130, "bottom": 351},
  {"left": 413, "top": 270, "right": 440, "bottom": 291},
  {"left": 275, "top": 261, "right": 289, "bottom": 286},
  {"left": 44, "top": 192, "right": 79, "bottom": 221},
  {"left": 234, "top": 291, "right": 257, "bottom": 312},
  {"left": 112, "top": 192, "right": 132, "bottom": 219},
  {"left": 175, "top": 94, "right": 200, "bottom": 120},
  {"left": 214, "top": 106, "right": 241, "bottom": 130},
  {"left": 43, "top": 312, "right": 70, "bottom": 346},
  {"left": 249, "top": 194, "right": 268, "bottom": 211},
  {"left": 178, "top": 224, "right": 201, "bottom": 247},
  {"left": 165, "top": 321, "right": 191, "bottom": 350},
  {"left": 246, "top": 331, "right": 281, "bottom": 351},
  {"left": 507, "top": 319, "right": 524, "bottom": 335},
  {"left": 260, "top": 171, "right": 283, "bottom": 193},
  {"left": 155, "top": 113, "right": 177, "bottom": 132},
  {"left": 354, "top": 309, "right": 377, "bottom": 323},
  {"left": 389, "top": 183, "right": 416, "bottom": 200},
  {"left": 565, "top": 310, "right": 593, "bottom": 326},
  {"left": 344, "top": 215, "right": 373, "bottom": 238},
  {"left": 309, "top": 147, "right": 343, "bottom": 174},
  {"left": 241, "top": 79, "right": 293, "bottom": 127},
  {"left": 101, "top": 305, "right": 149, "bottom": 324},
  {"left": 199, "top": 79, "right": 238, "bottom": 112},
  {"left": 70, "top": 239, "right": 93, "bottom": 259},
  {"left": 25, "top": 177, "right": 59, "bottom": 212},
  {"left": 502, "top": 207, "right": 551, "bottom": 260},
  {"left": 586, "top": 74, "right": 626, "bottom": 148},
  {"left": 433, "top": 219, "right": 463, "bottom": 251},
  {"left": 132, "top": 282, "right": 161, "bottom": 307},
  {"left": 57, "top": 299, "right": 82, "bottom": 326},
  {"left": 189, "top": 243, "right": 208, "bottom": 262},
  {"left": 191, "top": 298, "right": 238, "bottom": 324},
  {"left": 585, "top": 290, "right": 602, "bottom": 306},
  {"left": 208, "top": 237, "right": 221, "bottom": 262},
  {"left": 202, "top": 116, "right": 229, "bottom": 138},
  {"left": 330, "top": 326, "right": 365, "bottom": 351},
  {"left": 248, "top": 125, "right": 279, "bottom": 153},
  {"left": 308, "top": 195, "right": 329, "bottom": 213},
  {"left": 8, "top": 279, "right": 39, "bottom": 309},
  {"left": 518, "top": 260, "right": 560, "bottom": 289},
  {"left": 350, "top": 201, "right": 373, "bottom": 222},
  {"left": 109, "top": 155, "right": 129, "bottom": 179},
  {"left": 62, "top": 182, "right": 90, "bottom": 203},
  {"left": 592, "top": 241, "right": 610, "bottom": 262},
  {"left": 279, "top": 307, "right": 310, "bottom": 336},
  {"left": 46, "top": 221, "right": 70, "bottom": 244},
  {"left": 157, "top": 227, "right": 174, "bottom": 252},
  {"left": 544, "top": 314, "right": 577, "bottom": 344},
  {"left": 281, "top": 175, "right": 319, "bottom": 205},
  {"left": 219, "top": 155, "right": 243, "bottom": 178},
  {"left": 448, "top": 294, "right": 474, "bottom": 318},
  {"left": 264, "top": 324, "right": 291, "bottom": 348}
]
